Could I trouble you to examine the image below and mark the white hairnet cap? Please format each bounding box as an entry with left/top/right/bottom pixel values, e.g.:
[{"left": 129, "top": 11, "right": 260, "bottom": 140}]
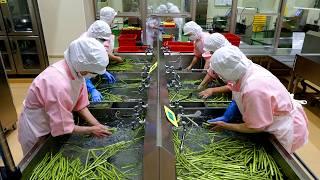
[
  {"left": 100, "top": 7, "right": 117, "bottom": 24},
  {"left": 64, "top": 38, "right": 108, "bottom": 75},
  {"left": 203, "top": 33, "right": 231, "bottom": 52},
  {"left": 87, "top": 20, "right": 111, "bottom": 40},
  {"left": 166, "top": 2, "right": 174, "bottom": 9},
  {"left": 156, "top": 4, "right": 168, "bottom": 14},
  {"left": 211, "top": 46, "right": 252, "bottom": 81},
  {"left": 183, "top": 21, "right": 202, "bottom": 36},
  {"left": 168, "top": 5, "right": 180, "bottom": 13}
]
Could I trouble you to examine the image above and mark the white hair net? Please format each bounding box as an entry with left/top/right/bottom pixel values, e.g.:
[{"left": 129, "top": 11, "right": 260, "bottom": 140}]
[
  {"left": 168, "top": 6, "right": 183, "bottom": 27},
  {"left": 166, "top": 2, "right": 175, "bottom": 9},
  {"left": 203, "top": 33, "right": 231, "bottom": 52},
  {"left": 211, "top": 46, "right": 252, "bottom": 81},
  {"left": 183, "top": 21, "right": 202, "bottom": 39},
  {"left": 156, "top": 4, "right": 168, "bottom": 14},
  {"left": 100, "top": 7, "right": 117, "bottom": 25},
  {"left": 168, "top": 5, "right": 180, "bottom": 13},
  {"left": 64, "top": 38, "right": 109, "bottom": 75},
  {"left": 87, "top": 20, "right": 111, "bottom": 40}
]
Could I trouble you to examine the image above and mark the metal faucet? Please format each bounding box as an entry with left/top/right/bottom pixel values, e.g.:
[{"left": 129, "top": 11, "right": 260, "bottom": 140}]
[
  {"left": 177, "top": 111, "right": 202, "bottom": 127},
  {"left": 180, "top": 121, "right": 187, "bottom": 152},
  {"left": 145, "top": 47, "right": 153, "bottom": 56}
]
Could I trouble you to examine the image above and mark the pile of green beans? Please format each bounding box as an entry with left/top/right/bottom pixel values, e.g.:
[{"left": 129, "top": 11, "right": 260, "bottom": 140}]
[
  {"left": 107, "top": 59, "right": 145, "bottom": 72},
  {"left": 89, "top": 89, "right": 123, "bottom": 102},
  {"left": 181, "top": 80, "right": 202, "bottom": 86},
  {"left": 169, "top": 90, "right": 230, "bottom": 103},
  {"left": 30, "top": 136, "right": 143, "bottom": 180},
  {"left": 174, "top": 129, "right": 283, "bottom": 180}
]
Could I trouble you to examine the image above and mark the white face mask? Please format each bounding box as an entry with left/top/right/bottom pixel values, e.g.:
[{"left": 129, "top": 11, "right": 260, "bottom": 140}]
[
  {"left": 83, "top": 73, "right": 98, "bottom": 79},
  {"left": 189, "top": 34, "right": 198, "bottom": 41}
]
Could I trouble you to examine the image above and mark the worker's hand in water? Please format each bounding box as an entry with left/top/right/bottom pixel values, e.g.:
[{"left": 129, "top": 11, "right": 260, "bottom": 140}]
[
  {"left": 102, "top": 71, "right": 116, "bottom": 84},
  {"left": 199, "top": 88, "right": 213, "bottom": 99},
  {"left": 208, "top": 121, "right": 227, "bottom": 131},
  {"left": 91, "top": 124, "right": 112, "bottom": 138},
  {"left": 91, "top": 89, "right": 103, "bottom": 102}
]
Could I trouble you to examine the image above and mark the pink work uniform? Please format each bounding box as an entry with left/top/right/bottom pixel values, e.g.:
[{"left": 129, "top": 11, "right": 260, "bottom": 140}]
[
  {"left": 229, "top": 64, "right": 308, "bottom": 153},
  {"left": 193, "top": 32, "right": 211, "bottom": 69},
  {"left": 18, "top": 60, "right": 89, "bottom": 155}
]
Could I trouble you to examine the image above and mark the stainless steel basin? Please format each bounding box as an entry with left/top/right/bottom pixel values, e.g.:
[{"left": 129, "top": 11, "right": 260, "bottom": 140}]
[{"left": 163, "top": 53, "right": 204, "bottom": 69}]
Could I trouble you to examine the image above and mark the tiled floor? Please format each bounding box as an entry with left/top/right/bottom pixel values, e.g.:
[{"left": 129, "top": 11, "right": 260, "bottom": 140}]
[{"left": 4, "top": 78, "right": 320, "bottom": 178}]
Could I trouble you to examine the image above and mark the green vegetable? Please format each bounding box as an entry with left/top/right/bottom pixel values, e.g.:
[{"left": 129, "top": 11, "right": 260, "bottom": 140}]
[
  {"left": 30, "top": 136, "right": 143, "bottom": 180},
  {"left": 174, "top": 128, "right": 284, "bottom": 180},
  {"left": 169, "top": 90, "right": 230, "bottom": 103},
  {"left": 107, "top": 59, "right": 147, "bottom": 72}
]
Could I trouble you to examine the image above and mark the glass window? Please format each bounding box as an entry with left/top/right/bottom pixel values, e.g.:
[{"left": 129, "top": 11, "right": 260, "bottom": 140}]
[
  {"left": 147, "top": 0, "right": 192, "bottom": 14},
  {"left": 280, "top": 0, "right": 320, "bottom": 48},
  {"left": 8, "top": 0, "right": 33, "bottom": 32},
  {"left": 95, "top": 0, "right": 140, "bottom": 18},
  {"left": 236, "top": 0, "right": 280, "bottom": 48},
  {"left": 206, "top": 0, "right": 232, "bottom": 33}
]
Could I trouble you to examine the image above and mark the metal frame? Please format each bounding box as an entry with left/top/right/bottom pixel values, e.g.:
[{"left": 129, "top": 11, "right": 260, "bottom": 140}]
[
  {"left": 229, "top": 0, "right": 238, "bottom": 33},
  {"left": 0, "top": 9, "right": 6, "bottom": 36},
  {"left": 32, "top": 0, "right": 49, "bottom": 68},
  {"left": 274, "top": 0, "right": 287, "bottom": 48}
]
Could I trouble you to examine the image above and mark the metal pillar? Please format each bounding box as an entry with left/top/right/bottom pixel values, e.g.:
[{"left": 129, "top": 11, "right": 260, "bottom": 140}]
[
  {"left": 140, "top": 0, "right": 147, "bottom": 45},
  {"left": 191, "top": 0, "right": 197, "bottom": 21},
  {"left": 273, "top": 0, "right": 287, "bottom": 48},
  {"left": 229, "top": 0, "right": 238, "bottom": 33}
]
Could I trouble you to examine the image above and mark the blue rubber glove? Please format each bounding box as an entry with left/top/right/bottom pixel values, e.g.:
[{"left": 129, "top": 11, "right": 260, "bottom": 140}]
[
  {"left": 86, "top": 79, "right": 103, "bottom": 102},
  {"left": 102, "top": 71, "right": 116, "bottom": 84},
  {"left": 159, "top": 27, "right": 165, "bottom": 34},
  {"left": 207, "top": 100, "right": 241, "bottom": 123},
  {"left": 91, "top": 89, "right": 103, "bottom": 102}
]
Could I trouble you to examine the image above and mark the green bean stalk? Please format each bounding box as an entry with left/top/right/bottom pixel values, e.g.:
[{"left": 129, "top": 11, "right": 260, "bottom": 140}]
[
  {"left": 29, "top": 136, "right": 143, "bottom": 180},
  {"left": 174, "top": 129, "right": 283, "bottom": 180},
  {"left": 107, "top": 58, "right": 145, "bottom": 72},
  {"left": 169, "top": 90, "right": 230, "bottom": 103}
]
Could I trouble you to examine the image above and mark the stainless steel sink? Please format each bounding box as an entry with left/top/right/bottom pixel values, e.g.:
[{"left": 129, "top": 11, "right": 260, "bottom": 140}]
[{"left": 163, "top": 53, "right": 204, "bottom": 69}]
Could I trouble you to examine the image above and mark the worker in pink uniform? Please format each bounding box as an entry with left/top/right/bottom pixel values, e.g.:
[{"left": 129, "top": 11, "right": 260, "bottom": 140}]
[
  {"left": 183, "top": 21, "right": 210, "bottom": 70},
  {"left": 100, "top": 6, "right": 123, "bottom": 63},
  {"left": 81, "top": 20, "right": 116, "bottom": 102},
  {"left": 197, "top": 33, "right": 231, "bottom": 91},
  {"left": 207, "top": 46, "right": 308, "bottom": 153},
  {"left": 18, "top": 38, "right": 112, "bottom": 155}
]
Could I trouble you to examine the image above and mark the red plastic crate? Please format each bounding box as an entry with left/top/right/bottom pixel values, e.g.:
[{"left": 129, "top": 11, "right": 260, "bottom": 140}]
[
  {"left": 120, "top": 29, "right": 142, "bottom": 41},
  {"left": 223, "top": 33, "right": 240, "bottom": 47},
  {"left": 163, "top": 41, "right": 194, "bottom": 47},
  {"left": 118, "top": 34, "right": 137, "bottom": 47},
  {"left": 116, "top": 46, "right": 148, "bottom": 53},
  {"left": 162, "top": 35, "right": 174, "bottom": 45},
  {"left": 168, "top": 45, "right": 194, "bottom": 52}
]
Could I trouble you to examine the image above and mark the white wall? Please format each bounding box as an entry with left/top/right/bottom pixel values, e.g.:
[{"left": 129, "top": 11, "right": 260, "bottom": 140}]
[{"left": 38, "top": 0, "right": 94, "bottom": 56}]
